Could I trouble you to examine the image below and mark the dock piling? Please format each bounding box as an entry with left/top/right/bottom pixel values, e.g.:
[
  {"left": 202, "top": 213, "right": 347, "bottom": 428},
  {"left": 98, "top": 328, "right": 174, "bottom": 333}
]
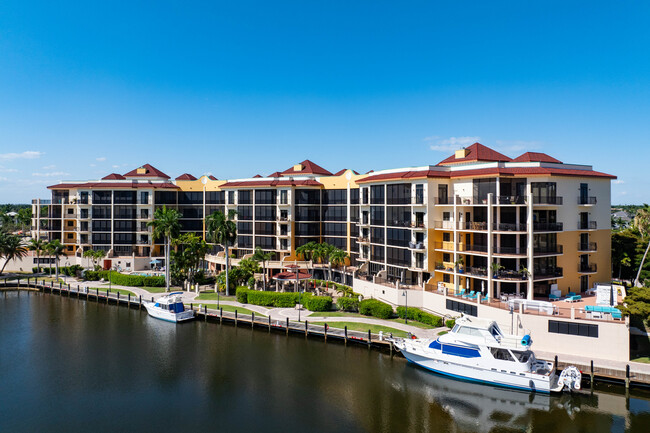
[
  {"left": 286, "top": 317, "right": 289, "bottom": 335},
  {"left": 235, "top": 310, "right": 238, "bottom": 327},
  {"left": 220, "top": 308, "right": 223, "bottom": 324},
  {"left": 251, "top": 312, "right": 255, "bottom": 329},
  {"left": 305, "top": 320, "right": 308, "bottom": 337},
  {"left": 324, "top": 323, "right": 327, "bottom": 342},
  {"left": 590, "top": 360, "right": 594, "bottom": 387},
  {"left": 344, "top": 326, "right": 348, "bottom": 346},
  {"left": 626, "top": 364, "right": 630, "bottom": 389},
  {"left": 268, "top": 315, "right": 271, "bottom": 332},
  {"left": 368, "top": 330, "right": 371, "bottom": 348}
]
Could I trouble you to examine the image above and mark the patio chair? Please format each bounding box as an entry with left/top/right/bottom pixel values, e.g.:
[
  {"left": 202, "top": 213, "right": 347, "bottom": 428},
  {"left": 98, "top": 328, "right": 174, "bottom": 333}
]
[
  {"left": 462, "top": 290, "right": 474, "bottom": 299},
  {"left": 455, "top": 289, "right": 466, "bottom": 297},
  {"left": 548, "top": 294, "right": 560, "bottom": 301},
  {"left": 466, "top": 292, "right": 478, "bottom": 300}
]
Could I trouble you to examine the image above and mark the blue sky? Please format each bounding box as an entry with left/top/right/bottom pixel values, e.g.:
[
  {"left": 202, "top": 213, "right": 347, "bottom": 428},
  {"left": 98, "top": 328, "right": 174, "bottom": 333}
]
[{"left": 0, "top": 1, "right": 648, "bottom": 203}]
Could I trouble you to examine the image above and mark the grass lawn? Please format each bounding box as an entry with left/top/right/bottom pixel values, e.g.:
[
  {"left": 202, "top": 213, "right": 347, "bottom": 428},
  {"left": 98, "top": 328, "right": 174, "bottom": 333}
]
[
  {"left": 389, "top": 318, "right": 434, "bottom": 329},
  {"left": 195, "top": 292, "right": 237, "bottom": 302},
  {"left": 632, "top": 357, "right": 650, "bottom": 364},
  {"left": 89, "top": 287, "right": 137, "bottom": 297},
  {"left": 310, "top": 311, "right": 365, "bottom": 318},
  {"left": 309, "top": 321, "right": 408, "bottom": 338}
]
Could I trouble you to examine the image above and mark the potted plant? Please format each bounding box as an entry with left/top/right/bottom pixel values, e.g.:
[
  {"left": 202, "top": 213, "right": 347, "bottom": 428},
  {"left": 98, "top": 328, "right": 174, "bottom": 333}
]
[
  {"left": 455, "top": 256, "right": 465, "bottom": 274},
  {"left": 519, "top": 266, "right": 530, "bottom": 280},
  {"left": 490, "top": 262, "right": 503, "bottom": 278}
]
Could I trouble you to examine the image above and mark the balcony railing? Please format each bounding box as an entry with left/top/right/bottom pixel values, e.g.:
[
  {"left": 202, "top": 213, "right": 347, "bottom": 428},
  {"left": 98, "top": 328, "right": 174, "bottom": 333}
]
[
  {"left": 434, "top": 220, "right": 457, "bottom": 229},
  {"left": 387, "top": 220, "right": 411, "bottom": 228},
  {"left": 578, "top": 242, "right": 597, "bottom": 252},
  {"left": 493, "top": 246, "right": 526, "bottom": 255},
  {"left": 465, "top": 266, "right": 488, "bottom": 277},
  {"left": 434, "top": 242, "right": 456, "bottom": 251},
  {"left": 532, "top": 196, "right": 563, "bottom": 205},
  {"left": 533, "top": 222, "right": 563, "bottom": 231},
  {"left": 578, "top": 263, "right": 597, "bottom": 273},
  {"left": 277, "top": 216, "right": 290, "bottom": 222},
  {"left": 357, "top": 237, "right": 370, "bottom": 243},
  {"left": 457, "top": 221, "right": 488, "bottom": 230},
  {"left": 492, "top": 223, "right": 527, "bottom": 232},
  {"left": 578, "top": 196, "right": 597, "bottom": 205},
  {"left": 533, "top": 267, "right": 563, "bottom": 279},
  {"left": 534, "top": 245, "right": 563, "bottom": 255},
  {"left": 496, "top": 196, "right": 527, "bottom": 205},
  {"left": 410, "top": 221, "right": 425, "bottom": 229},
  {"left": 578, "top": 221, "right": 597, "bottom": 230},
  {"left": 462, "top": 244, "right": 488, "bottom": 253},
  {"left": 412, "top": 196, "right": 425, "bottom": 205}
]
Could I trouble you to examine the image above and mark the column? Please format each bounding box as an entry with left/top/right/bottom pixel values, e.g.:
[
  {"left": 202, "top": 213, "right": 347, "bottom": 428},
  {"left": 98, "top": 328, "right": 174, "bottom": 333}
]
[
  {"left": 487, "top": 193, "right": 493, "bottom": 300},
  {"left": 527, "top": 192, "right": 534, "bottom": 300}
]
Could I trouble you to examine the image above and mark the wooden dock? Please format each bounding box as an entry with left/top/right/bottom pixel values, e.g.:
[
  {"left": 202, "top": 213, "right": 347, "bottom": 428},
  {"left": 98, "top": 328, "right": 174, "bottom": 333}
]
[{"left": 2, "top": 278, "right": 649, "bottom": 390}]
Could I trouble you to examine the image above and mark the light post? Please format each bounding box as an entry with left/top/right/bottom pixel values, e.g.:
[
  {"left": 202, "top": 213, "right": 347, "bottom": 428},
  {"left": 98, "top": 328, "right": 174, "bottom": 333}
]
[{"left": 402, "top": 289, "right": 408, "bottom": 324}]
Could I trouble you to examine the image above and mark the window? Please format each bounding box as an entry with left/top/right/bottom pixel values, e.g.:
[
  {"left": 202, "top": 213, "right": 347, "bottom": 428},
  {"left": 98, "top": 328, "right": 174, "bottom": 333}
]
[
  {"left": 67, "top": 220, "right": 74, "bottom": 227},
  {"left": 295, "top": 189, "right": 320, "bottom": 205},
  {"left": 155, "top": 191, "right": 177, "bottom": 204},
  {"left": 255, "top": 206, "right": 276, "bottom": 221},
  {"left": 490, "top": 348, "right": 515, "bottom": 362},
  {"left": 370, "top": 185, "right": 385, "bottom": 204},
  {"left": 295, "top": 206, "right": 320, "bottom": 221},
  {"left": 114, "top": 220, "right": 135, "bottom": 231},
  {"left": 114, "top": 191, "right": 137, "bottom": 204},
  {"left": 548, "top": 320, "right": 598, "bottom": 338},
  {"left": 114, "top": 233, "right": 135, "bottom": 244},
  {"left": 386, "top": 247, "right": 410, "bottom": 267},
  {"left": 238, "top": 222, "right": 253, "bottom": 234},
  {"left": 371, "top": 227, "right": 385, "bottom": 244},
  {"left": 387, "top": 207, "right": 410, "bottom": 227},
  {"left": 386, "top": 184, "right": 411, "bottom": 205},
  {"left": 93, "top": 191, "right": 112, "bottom": 204},
  {"left": 237, "top": 206, "right": 253, "bottom": 220},
  {"left": 238, "top": 236, "right": 253, "bottom": 248},
  {"left": 295, "top": 223, "right": 320, "bottom": 236},
  {"left": 255, "top": 222, "right": 275, "bottom": 235},
  {"left": 255, "top": 236, "right": 275, "bottom": 249},
  {"left": 206, "top": 191, "right": 225, "bottom": 204},
  {"left": 179, "top": 192, "right": 203, "bottom": 204},
  {"left": 371, "top": 245, "right": 385, "bottom": 261},
  {"left": 227, "top": 191, "right": 235, "bottom": 204},
  {"left": 255, "top": 190, "right": 276, "bottom": 204},
  {"left": 322, "top": 189, "right": 346, "bottom": 204},
  {"left": 443, "top": 232, "right": 451, "bottom": 242},
  {"left": 446, "top": 299, "right": 478, "bottom": 316},
  {"left": 92, "top": 220, "right": 111, "bottom": 231},
  {"left": 322, "top": 206, "right": 347, "bottom": 221},
  {"left": 370, "top": 206, "right": 384, "bottom": 225},
  {"left": 92, "top": 206, "right": 111, "bottom": 219},
  {"left": 323, "top": 223, "right": 346, "bottom": 237},
  {"left": 238, "top": 190, "right": 252, "bottom": 204},
  {"left": 279, "top": 190, "right": 288, "bottom": 204},
  {"left": 387, "top": 229, "right": 410, "bottom": 247}
]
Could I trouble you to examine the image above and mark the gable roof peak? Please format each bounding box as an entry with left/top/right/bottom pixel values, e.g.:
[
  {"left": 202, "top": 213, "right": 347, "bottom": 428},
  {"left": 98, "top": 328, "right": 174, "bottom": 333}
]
[
  {"left": 123, "top": 164, "right": 170, "bottom": 179},
  {"left": 437, "top": 142, "right": 512, "bottom": 166}
]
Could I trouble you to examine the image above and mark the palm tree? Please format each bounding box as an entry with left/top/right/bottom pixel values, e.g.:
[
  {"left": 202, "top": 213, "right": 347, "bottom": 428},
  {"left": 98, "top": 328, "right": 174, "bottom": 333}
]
[
  {"left": 93, "top": 249, "right": 106, "bottom": 269},
  {"left": 148, "top": 205, "right": 181, "bottom": 292},
  {"left": 206, "top": 209, "right": 237, "bottom": 296},
  {"left": 83, "top": 249, "right": 95, "bottom": 269},
  {"left": 0, "top": 233, "right": 28, "bottom": 275},
  {"left": 619, "top": 253, "right": 631, "bottom": 281},
  {"left": 45, "top": 239, "right": 66, "bottom": 281},
  {"left": 252, "top": 246, "right": 273, "bottom": 290},
  {"left": 634, "top": 206, "right": 650, "bottom": 287},
  {"left": 28, "top": 238, "right": 46, "bottom": 273},
  {"left": 314, "top": 243, "right": 336, "bottom": 282},
  {"left": 295, "top": 241, "right": 317, "bottom": 262}
]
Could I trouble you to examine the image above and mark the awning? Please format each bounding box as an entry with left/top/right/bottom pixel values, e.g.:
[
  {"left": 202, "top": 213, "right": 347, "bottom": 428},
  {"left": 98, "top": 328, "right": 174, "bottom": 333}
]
[
  {"left": 272, "top": 271, "right": 311, "bottom": 281},
  {"left": 150, "top": 259, "right": 162, "bottom": 264}
]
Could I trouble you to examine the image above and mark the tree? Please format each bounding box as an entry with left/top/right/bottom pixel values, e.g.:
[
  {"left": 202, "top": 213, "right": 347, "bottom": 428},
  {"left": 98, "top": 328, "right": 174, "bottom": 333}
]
[
  {"left": 93, "top": 249, "right": 106, "bottom": 269},
  {"left": 171, "top": 233, "right": 209, "bottom": 289},
  {"left": 45, "top": 239, "right": 66, "bottom": 281},
  {"left": 619, "top": 254, "right": 631, "bottom": 281},
  {"left": 17, "top": 208, "right": 31, "bottom": 233},
  {"left": 634, "top": 206, "right": 650, "bottom": 287},
  {"left": 215, "top": 258, "right": 260, "bottom": 293},
  {"left": 296, "top": 241, "right": 317, "bottom": 262},
  {"left": 83, "top": 249, "right": 95, "bottom": 269},
  {"left": 330, "top": 248, "right": 349, "bottom": 272},
  {"left": 148, "top": 205, "right": 181, "bottom": 292},
  {"left": 29, "top": 238, "right": 46, "bottom": 273},
  {"left": 0, "top": 232, "right": 28, "bottom": 275},
  {"left": 252, "top": 246, "right": 272, "bottom": 290},
  {"left": 314, "top": 242, "right": 335, "bottom": 282},
  {"left": 206, "top": 209, "right": 237, "bottom": 296}
]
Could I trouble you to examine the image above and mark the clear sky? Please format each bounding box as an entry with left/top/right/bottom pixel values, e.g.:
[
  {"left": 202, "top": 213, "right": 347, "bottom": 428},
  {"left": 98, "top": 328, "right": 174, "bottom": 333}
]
[{"left": 0, "top": 1, "right": 648, "bottom": 204}]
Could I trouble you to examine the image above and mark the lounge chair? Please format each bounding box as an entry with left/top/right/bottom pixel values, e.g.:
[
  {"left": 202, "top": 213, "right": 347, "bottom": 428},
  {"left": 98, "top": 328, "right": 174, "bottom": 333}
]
[
  {"left": 566, "top": 295, "right": 582, "bottom": 303},
  {"left": 466, "top": 291, "right": 478, "bottom": 300},
  {"left": 462, "top": 290, "right": 474, "bottom": 299},
  {"left": 549, "top": 294, "right": 560, "bottom": 301},
  {"left": 455, "top": 289, "right": 466, "bottom": 297}
]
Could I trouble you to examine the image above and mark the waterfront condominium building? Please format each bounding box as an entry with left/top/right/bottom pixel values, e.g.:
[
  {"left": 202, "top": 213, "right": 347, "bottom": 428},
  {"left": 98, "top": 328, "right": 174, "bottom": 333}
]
[{"left": 32, "top": 143, "right": 614, "bottom": 299}]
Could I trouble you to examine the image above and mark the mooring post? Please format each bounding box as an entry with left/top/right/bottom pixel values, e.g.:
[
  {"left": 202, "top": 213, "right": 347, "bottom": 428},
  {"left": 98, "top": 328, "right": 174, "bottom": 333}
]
[
  {"left": 235, "top": 309, "right": 238, "bottom": 327},
  {"left": 305, "top": 320, "right": 308, "bottom": 337},
  {"left": 106, "top": 290, "right": 109, "bottom": 304},
  {"left": 590, "top": 360, "right": 594, "bottom": 387},
  {"left": 554, "top": 355, "right": 558, "bottom": 374},
  {"left": 220, "top": 308, "right": 223, "bottom": 325},
  {"left": 286, "top": 317, "right": 289, "bottom": 335},
  {"left": 368, "top": 330, "right": 371, "bottom": 348},
  {"left": 139, "top": 295, "right": 142, "bottom": 309},
  {"left": 117, "top": 292, "right": 120, "bottom": 303},
  {"left": 77, "top": 285, "right": 80, "bottom": 298},
  {"left": 268, "top": 315, "right": 271, "bottom": 332},
  {"left": 190, "top": 303, "right": 193, "bottom": 311},
  {"left": 251, "top": 312, "right": 255, "bottom": 329},
  {"left": 67, "top": 283, "right": 70, "bottom": 296},
  {"left": 626, "top": 364, "right": 630, "bottom": 389},
  {"left": 390, "top": 341, "right": 394, "bottom": 357},
  {"left": 204, "top": 305, "right": 208, "bottom": 322},
  {"left": 344, "top": 326, "right": 348, "bottom": 346},
  {"left": 324, "top": 323, "right": 327, "bottom": 342}
]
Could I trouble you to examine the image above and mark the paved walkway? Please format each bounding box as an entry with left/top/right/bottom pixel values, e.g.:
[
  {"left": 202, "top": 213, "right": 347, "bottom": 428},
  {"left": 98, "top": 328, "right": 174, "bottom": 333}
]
[{"left": 59, "top": 276, "right": 441, "bottom": 337}]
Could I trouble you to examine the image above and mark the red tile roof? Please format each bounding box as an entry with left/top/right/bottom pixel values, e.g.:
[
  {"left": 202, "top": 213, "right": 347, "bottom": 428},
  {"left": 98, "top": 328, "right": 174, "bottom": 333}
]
[
  {"left": 175, "top": 173, "right": 197, "bottom": 181},
  {"left": 437, "top": 143, "right": 513, "bottom": 166},
  {"left": 512, "top": 152, "right": 562, "bottom": 163},
  {"left": 102, "top": 173, "right": 126, "bottom": 180},
  {"left": 280, "top": 160, "right": 332, "bottom": 176},
  {"left": 220, "top": 179, "right": 323, "bottom": 188},
  {"left": 253, "top": 174, "right": 263, "bottom": 178},
  {"left": 208, "top": 175, "right": 218, "bottom": 180},
  {"left": 123, "top": 164, "right": 170, "bottom": 179},
  {"left": 267, "top": 171, "right": 283, "bottom": 178},
  {"left": 358, "top": 170, "right": 449, "bottom": 183},
  {"left": 48, "top": 181, "right": 179, "bottom": 189},
  {"left": 333, "top": 168, "right": 360, "bottom": 176}
]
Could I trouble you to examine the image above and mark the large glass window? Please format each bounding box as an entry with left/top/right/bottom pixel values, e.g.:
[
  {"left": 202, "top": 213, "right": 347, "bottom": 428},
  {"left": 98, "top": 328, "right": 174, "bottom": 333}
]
[
  {"left": 255, "top": 236, "right": 275, "bottom": 249},
  {"left": 386, "top": 184, "right": 411, "bottom": 205},
  {"left": 255, "top": 190, "right": 276, "bottom": 204},
  {"left": 350, "top": 189, "right": 359, "bottom": 205},
  {"left": 371, "top": 245, "right": 385, "bottom": 261},
  {"left": 295, "top": 223, "right": 320, "bottom": 236},
  {"left": 114, "top": 191, "right": 136, "bottom": 204},
  {"left": 322, "top": 189, "right": 346, "bottom": 205},
  {"left": 114, "top": 206, "right": 136, "bottom": 219},
  {"left": 179, "top": 192, "right": 203, "bottom": 204},
  {"left": 92, "top": 220, "right": 111, "bottom": 231},
  {"left": 238, "top": 190, "right": 252, "bottom": 204},
  {"left": 295, "top": 206, "right": 320, "bottom": 221},
  {"left": 322, "top": 206, "right": 347, "bottom": 221},
  {"left": 93, "top": 191, "right": 112, "bottom": 204},
  {"left": 387, "top": 229, "right": 410, "bottom": 247},
  {"left": 113, "top": 220, "right": 135, "bottom": 232},
  {"left": 371, "top": 227, "right": 385, "bottom": 244},
  {"left": 206, "top": 191, "right": 225, "bottom": 204},
  {"left": 179, "top": 207, "right": 202, "bottom": 219},
  {"left": 237, "top": 206, "right": 253, "bottom": 220},
  {"left": 155, "top": 191, "right": 177, "bottom": 204},
  {"left": 387, "top": 247, "right": 410, "bottom": 267},
  {"left": 255, "top": 206, "right": 276, "bottom": 221},
  {"left": 92, "top": 206, "right": 111, "bottom": 219},
  {"left": 255, "top": 222, "right": 275, "bottom": 235},
  {"left": 238, "top": 222, "right": 253, "bottom": 234},
  {"left": 387, "top": 206, "right": 410, "bottom": 227},
  {"left": 296, "top": 189, "right": 321, "bottom": 205},
  {"left": 370, "top": 206, "right": 384, "bottom": 225},
  {"left": 238, "top": 236, "right": 253, "bottom": 248},
  {"left": 370, "top": 185, "right": 385, "bottom": 204},
  {"left": 323, "top": 223, "right": 346, "bottom": 237},
  {"left": 473, "top": 178, "right": 497, "bottom": 202}
]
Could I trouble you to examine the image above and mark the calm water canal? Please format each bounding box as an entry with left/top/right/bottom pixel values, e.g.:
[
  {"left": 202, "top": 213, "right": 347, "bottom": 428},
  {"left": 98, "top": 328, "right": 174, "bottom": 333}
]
[{"left": 1, "top": 291, "right": 650, "bottom": 433}]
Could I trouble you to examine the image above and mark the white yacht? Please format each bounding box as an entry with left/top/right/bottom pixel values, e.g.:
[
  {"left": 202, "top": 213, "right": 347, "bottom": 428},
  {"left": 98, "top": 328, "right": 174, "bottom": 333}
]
[
  {"left": 392, "top": 316, "right": 581, "bottom": 393},
  {"left": 142, "top": 292, "right": 195, "bottom": 323}
]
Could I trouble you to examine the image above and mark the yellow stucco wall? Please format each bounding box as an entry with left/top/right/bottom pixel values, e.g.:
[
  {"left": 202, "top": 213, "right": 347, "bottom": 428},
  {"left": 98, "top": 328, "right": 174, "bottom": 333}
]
[{"left": 556, "top": 228, "right": 611, "bottom": 294}]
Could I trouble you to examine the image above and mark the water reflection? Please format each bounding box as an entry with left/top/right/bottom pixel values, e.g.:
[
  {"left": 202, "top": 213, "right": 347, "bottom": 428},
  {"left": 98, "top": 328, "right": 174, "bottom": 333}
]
[{"left": 1, "top": 291, "right": 649, "bottom": 433}]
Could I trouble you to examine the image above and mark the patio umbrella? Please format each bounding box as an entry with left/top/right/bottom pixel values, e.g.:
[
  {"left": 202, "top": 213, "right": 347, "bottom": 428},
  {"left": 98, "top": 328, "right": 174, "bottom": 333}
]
[
  {"left": 150, "top": 259, "right": 161, "bottom": 264},
  {"left": 481, "top": 280, "right": 485, "bottom": 295}
]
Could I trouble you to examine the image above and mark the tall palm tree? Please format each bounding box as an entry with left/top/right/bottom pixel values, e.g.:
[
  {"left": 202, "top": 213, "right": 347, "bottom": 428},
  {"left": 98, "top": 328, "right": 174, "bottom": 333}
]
[
  {"left": 206, "top": 209, "right": 237, "bottom": 296},
  {"left": 45, "top": 239, "right": 66, "bottom": 281},
  {"left": 252, "top": 246, "right": 273, "bottom": 290},
  {"left": 28, "top": 238, "right": 46, "bottom": 273},
  {"left": 330, "top": 248, "right": 349, "bottom": 275},
  {"left": 634, "top": 206, "right": 650, "bottom": 287},
  {"left": 0, "top": 233, "right": 28, "bottom": 275},
  {"left": 93, "top": 249, "right": 106, "bottom": 269},
  {"left": 296, "top": 241, "right": 317, "bottom": 262},
  {"left": 314, "top": 242, "right": 335, "bottom": 282},
  {"left": 148, "top": 205, "right": 181, "bottom": 292},
  {"left": 83, "top": 249, "right": 94, "bottom": 269}
]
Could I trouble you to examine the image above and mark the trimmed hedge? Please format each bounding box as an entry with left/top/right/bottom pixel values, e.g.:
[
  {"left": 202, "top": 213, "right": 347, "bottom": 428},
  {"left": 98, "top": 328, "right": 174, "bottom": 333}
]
[
  {"left": 445, "top": 319, "right": 456, "bottom": 329},
  {"left": 83, "top": 271, "right": 165, "bottom": 287},
  {"left": 336, "top": 296, "right": 359, "bottom": 312},
  {"left": 396, "top": 307, "right": 443, "bottom": 328},
  {"left": 359, "top": 299, "right": 394, "bottom": 319},
  {"left": 304, "top": 295, "right": 333, "bottom": 312},
  {"left": 32, "top": 265, "right": 82, "bottom": 276},
  {"left": 236, "top": 288, "right": 333, "bottom": 311}
]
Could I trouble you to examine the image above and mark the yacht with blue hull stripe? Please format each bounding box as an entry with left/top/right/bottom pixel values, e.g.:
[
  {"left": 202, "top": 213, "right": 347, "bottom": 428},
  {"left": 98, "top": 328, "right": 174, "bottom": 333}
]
[{"left": 392, "top": 316, "right": 582, "bottom": 393}]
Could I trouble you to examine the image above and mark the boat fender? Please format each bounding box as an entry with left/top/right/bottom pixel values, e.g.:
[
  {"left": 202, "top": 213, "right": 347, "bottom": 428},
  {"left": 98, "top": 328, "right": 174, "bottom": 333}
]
[{"left": 521, "top": 334, "right": 532, "bottom": 347}]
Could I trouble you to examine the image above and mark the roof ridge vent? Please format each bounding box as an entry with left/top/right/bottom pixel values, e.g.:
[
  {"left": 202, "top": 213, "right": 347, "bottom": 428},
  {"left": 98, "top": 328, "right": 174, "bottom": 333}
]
[{"left": 455, "top": 148, "right": 469, "bottom": 159}]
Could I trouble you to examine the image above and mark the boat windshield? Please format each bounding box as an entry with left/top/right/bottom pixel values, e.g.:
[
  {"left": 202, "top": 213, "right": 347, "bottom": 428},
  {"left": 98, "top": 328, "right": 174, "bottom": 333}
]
[
  {"left": 489, "top": 348, "right": 515, "bottom": 362},
  {"left": 511, "top": 350, "right": 532, "bottom": 363}
]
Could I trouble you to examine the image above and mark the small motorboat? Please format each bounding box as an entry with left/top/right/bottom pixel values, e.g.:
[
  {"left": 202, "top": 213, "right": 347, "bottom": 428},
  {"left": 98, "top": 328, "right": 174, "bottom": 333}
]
[{"left": 142, "top": 292, "right": 195, "bottom": 323}]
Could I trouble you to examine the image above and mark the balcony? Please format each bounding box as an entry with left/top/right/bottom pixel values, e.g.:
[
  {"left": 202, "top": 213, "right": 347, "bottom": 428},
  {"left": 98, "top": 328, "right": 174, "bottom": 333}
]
[
  {"left": 465, "top": 266, "right": 488, "bottom": 278},
  {"left": 357, "top": 237, "right": 370, "bottom": 244},
  {"left": 410, "top": 221, "right": 426, "bottom": 230},
  {"left": 533, "top": 222, "right": 563, "bottom": 232},
  {"left": 408, "top": 241, "right": 425, "bottom": 250},
  {"left": 534, "top": 245, "right": 564, "bottom": 255},
  {"left": 578, "top": 242, "right": 597, "bottom": 252},
  {"left": 492, "top": 223, "right": 527, "bottom": 232},
  {"left": 435, "top": 197, "right": 453, "bottom": 205},
  {"left": 434, "top": 242, "right": 456, "bottom": 251},
  {"left": 578, "top": 221, "right": 597, "bottom": 230},
  {"left": 434, "top": 220, "right": 456, "bottom": 230},
  {"left": 532, "top": 196, "right": 563, "bottom": 205},
  {"left": 412, "top": 196, "right": 425, "bottom": 206},
  {"left": 578, "top": 196, "right": 597, "bottom": 205},
  {"left": 457, "top": 221, "right": 488, "bottom": 231},
  {"left": 387, "top": 219, "right": 412, "bottom": 228},
  {"left": 492, "top": 246, "right": 526, "bottom": 255},
  {"left": 533, "top": 267, "right": 563, "bottom": 280},
  {"left": 462, "top": 244, "right": 488, "bottom": 254},
  {"left": 277, "top": 216, "right": 291, "bottom": 222},
  {"left": 578, "top": 263, "right": 597, "bottom": 273}
]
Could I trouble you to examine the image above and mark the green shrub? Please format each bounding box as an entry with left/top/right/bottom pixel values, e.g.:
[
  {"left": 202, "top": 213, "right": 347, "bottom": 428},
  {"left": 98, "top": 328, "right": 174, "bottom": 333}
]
[
  {"left": 304, "top": 295, "right": 333, "bottom": 312},
  {"left": 445, "top": 319, "right": 456, "bottom": 329},
  {"left": 236, "top": 287, "right": 249, "bottom": 303},
  {"left": 336, "top": 296, "right": 359, "bottom": 312},
  {"left": 245, "top": 290, "right": 301, "bottom": 307},
  {"left": 359, "top": 299, "right": 393, "bottom": 319},
  {"left": 396, "top": 307, "right": 443, "bottom": 327},
  {"left": 82, "top": 271, "right": 164, "bottom": 287}
]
